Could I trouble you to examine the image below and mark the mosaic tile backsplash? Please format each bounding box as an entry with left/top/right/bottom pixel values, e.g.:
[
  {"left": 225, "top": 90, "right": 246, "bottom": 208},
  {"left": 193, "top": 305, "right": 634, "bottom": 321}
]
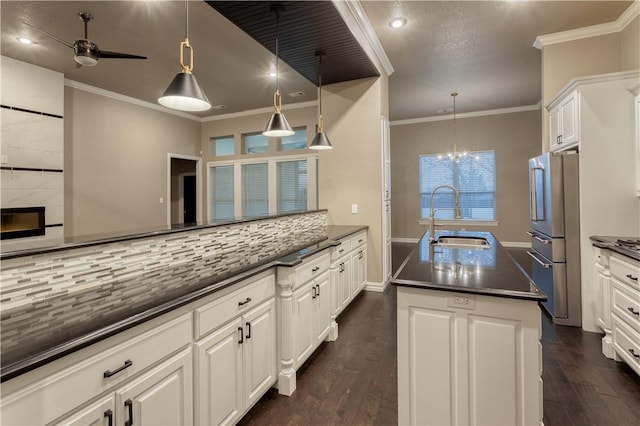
[{"left": 0, "top": 211, "right": 327, "bottom": 368}]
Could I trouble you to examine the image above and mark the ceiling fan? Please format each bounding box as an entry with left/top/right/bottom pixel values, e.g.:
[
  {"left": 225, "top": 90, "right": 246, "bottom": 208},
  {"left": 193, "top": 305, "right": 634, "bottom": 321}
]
[{"left": 23, "top": 12, "right": 147, "bottom": 67}]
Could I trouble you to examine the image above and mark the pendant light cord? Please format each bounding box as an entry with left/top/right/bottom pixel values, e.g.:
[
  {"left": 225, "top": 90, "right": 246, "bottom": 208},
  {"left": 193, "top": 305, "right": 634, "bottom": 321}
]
[
  {"left": 275, "top": 10, "right": 280, "bottom": 94},
  {"left": 452, "top": 92, "right": 458, "bottom": 156},
  {"left": 184, "top": 0, "right": 189, "bottom": 40},
  {"left": 318, "top": 53, "right": 323, "bottom": 131}
]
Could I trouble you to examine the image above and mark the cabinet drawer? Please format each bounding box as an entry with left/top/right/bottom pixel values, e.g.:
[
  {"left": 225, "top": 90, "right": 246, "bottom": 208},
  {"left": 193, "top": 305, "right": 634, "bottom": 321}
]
[
  {"left": 612, "top": 314, "right": 640, "bottom": 376},
  {"left": 612, "top": 280, "right": 640, "bottom": 333},
  {"left": 1, "top": 314, "right": 192, "bottom": 426},
  {"left": 195, "top": 273, "right": 275, "bottom": 339},
  {"left": 350, "top": 231, "right": 367, "bottom": 250},
  {"left": 610, "top": 255, "right": 640, "bottom": 290},
  {"left": 331, "top": 238, "right": 351, "bottom": 261},
  {"left": 294, "top": 252, "right": 330, "bottom": 288}
]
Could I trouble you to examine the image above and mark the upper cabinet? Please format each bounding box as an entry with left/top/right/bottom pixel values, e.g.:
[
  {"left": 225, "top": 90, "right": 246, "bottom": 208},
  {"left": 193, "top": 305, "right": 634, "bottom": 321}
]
[
  {"left": 631, "top": 83, "right": 640, "bottom": 197},
  {"left": 548, "top": 89, "right": 579, "bottom": 152}
]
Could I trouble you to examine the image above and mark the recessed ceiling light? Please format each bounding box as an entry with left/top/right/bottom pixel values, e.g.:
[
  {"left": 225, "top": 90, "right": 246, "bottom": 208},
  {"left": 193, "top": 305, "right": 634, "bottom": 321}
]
[
  {"left": 17, "top": 37, "right": 33, "bottom": 45},
  {"left": 288, "top": 91, "right": 305, "bottom": 97},
  {"left": 389, "top": 17, "right": 407, "bottom": 29}
]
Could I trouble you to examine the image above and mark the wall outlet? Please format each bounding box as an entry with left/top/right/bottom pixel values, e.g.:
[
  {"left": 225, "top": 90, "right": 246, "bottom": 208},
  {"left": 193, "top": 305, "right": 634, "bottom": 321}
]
[
  {"left": 351, "top": 204, "right": 358, "bottom": 214},
  {"left": 1, "top": 155, "right": 8, "bottom": 164},
  {"left": 447, "top": 294, "right": 476, "bottom": 310},
  {"left": 159, "top": 197, "right": 164, "bottom": 204}
]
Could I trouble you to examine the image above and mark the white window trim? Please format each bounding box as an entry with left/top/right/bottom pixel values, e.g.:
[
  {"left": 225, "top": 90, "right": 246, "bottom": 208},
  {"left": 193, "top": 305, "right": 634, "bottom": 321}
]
[
  {"left": 418, "top": 219, "right": 499, "bottom": 227},
  {"left": 207, "top": 153, "right": 318, "bottom": 220}
]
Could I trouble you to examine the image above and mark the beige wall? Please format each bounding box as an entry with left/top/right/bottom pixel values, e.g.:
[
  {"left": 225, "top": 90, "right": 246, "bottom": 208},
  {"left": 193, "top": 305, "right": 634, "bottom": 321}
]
[
  {"left": 390, "top": 110, "right": 541, "bottom": 243},
  {"left": 319, "top": 77, "right": 387, "bottom": 284},
  {"left": 64, "top": 87, "right": 201, "bottom": 237},
  {"left": 621, "top": 15, "right": 640, "bottom": 70}
]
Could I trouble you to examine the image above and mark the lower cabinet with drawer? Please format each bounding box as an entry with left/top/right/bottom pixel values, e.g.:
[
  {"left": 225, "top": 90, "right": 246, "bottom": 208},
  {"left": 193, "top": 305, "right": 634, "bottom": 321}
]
[
  {"left": 194, "top": 272, "right": 276, "bottom": 426},
  {"left": 276, "top": 251, "right": 331, "bottom": 396},
  {"left": 595, "top": 247, "right": 640, "bottom": 376},
  {"left": 1, "top": 314, "right": 194, "bottom": 426}
]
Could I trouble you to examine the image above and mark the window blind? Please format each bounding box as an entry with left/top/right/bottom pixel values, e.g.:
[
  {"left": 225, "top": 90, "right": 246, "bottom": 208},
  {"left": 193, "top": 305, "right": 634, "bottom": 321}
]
[
  {"left": 242, "top": 163, "right": 268, "bottom": 217},
  {"left": 419, "top": 151, "right": 496, "bottom": 220},
  {"left": 277, "top": 160, "right": 307, "bottom": 213},
  {"left": 210, "top": 165, "right": 234, "bottom": 220}
]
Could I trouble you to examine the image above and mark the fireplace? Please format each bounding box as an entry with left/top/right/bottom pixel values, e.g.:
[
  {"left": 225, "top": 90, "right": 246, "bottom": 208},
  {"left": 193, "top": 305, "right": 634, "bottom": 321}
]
[{"left": 1, "top": 207, "right": 46, "bottom": 240}]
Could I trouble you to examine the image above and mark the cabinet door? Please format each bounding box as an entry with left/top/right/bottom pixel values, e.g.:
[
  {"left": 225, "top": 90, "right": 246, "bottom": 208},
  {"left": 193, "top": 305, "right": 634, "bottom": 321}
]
[
  {"left": 243, "top": 298, "right": 276, "bottom": 408},
  {"left": 340, "top": 258, "right": 352, "bottom": 310},
  {"left": 315, "top": 271, "right": 331, "bottom": 342},
  {"left": 195, "top": 318, "right": 243, "bottom": 426},
  {"left": 116, "top": 347, "right": 193, "bottom": 426},
  {"left": 352, "top": 249, "right": 367, "bottom": 296},
  {"left": 293, "top": 282, "right": 315, "bottom": 368},
  {"left": 559, "top": 91, "right": 578, "bottom": 146},
  {"left": 549, "top": 106, "right": 561, "bottom": 151},
  {"left": 53, "top": 396, "right": 115, "bottom": 426}
]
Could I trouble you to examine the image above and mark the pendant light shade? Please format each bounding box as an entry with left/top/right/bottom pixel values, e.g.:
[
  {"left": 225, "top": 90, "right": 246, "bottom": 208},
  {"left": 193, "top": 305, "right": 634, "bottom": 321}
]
[
  {"left": 158, "top": 0, "right": 211, "bottom": 112},
  {"left": 310, "top": 51, "right": 333, "bottom": 150},
  {"left": 159, "top": 71, "right": 210, "bottom": 112},
  {"left": 263, "top": 4, "right": 294, "bottom": 137}
]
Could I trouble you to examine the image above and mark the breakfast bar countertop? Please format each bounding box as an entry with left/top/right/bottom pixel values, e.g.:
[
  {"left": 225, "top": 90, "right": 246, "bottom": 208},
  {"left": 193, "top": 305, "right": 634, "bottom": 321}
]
[
  {"left": 0, "top": 224, "right": 368, "bottom": 382},
  {"left": 392, "top": 230, "right": 546, "bottom": 301}
]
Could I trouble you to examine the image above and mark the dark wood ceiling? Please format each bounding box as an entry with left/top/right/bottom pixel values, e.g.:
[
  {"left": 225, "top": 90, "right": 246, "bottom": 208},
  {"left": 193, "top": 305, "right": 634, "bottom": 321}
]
[{"left": 206, "top": 1, "right": 380, "bottom": 86}]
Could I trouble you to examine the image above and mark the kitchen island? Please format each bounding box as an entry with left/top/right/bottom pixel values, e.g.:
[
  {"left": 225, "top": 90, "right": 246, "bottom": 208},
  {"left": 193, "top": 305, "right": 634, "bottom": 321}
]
[{"left": 392, "top": 230, "right": 546, "bottom": 426}]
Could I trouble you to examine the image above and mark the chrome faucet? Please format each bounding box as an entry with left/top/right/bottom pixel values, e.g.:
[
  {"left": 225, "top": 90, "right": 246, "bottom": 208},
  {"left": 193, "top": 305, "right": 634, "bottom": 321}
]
[{"left": 428, "top": 184, "right": 461, "bottom": 242}]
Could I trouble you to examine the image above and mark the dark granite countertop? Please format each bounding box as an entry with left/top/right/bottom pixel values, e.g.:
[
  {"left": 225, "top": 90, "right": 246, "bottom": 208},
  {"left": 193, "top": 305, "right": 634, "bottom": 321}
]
[
  {"left": 590, "top": 236, "right": 640, "bottom": 262},
  {"left": 392, "top": 230, "right": 546, "bottom": 301},
  {"left": 0, "top": 224, "right": 367, "bottom": 382}
]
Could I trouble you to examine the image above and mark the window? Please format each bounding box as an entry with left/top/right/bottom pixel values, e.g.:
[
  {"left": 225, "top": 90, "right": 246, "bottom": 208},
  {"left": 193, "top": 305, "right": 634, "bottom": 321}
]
[
  {"left": 419, "top": 150, "right": 496, "bottom": 221},
  {"left": 208, "top": 154, "right": 317, "bottom": 220},
  {"left": 277, "top": 160, "right": 307, "bottom": 212},
  {"left": 243, "top": 133, "right": 269, "bottom": 154},
  {"left": 242, "top": 163, "right": 268, "bottom": 217},
  {"left": 279, "top": 127, "right": 307, "bottom": 151},
  {"left": 211, "top": 136, "right": 234, "bottom": 157},
  {"left": 210, "top": 165, "right": 234, "bottom": 220}
]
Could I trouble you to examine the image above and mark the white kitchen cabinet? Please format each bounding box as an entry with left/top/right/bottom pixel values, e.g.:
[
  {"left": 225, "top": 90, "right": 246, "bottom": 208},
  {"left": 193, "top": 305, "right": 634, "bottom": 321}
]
[
  {"left": 351, "top": 241, "right": 367, "bottom": 296},
  {"left": 194, "top": 272, "right": 277, "bottom": 425},
  {"left": 276, "top": 251, "right": 331, "bottom": 396},
  {"left": 338, "top": 257, "right": 352, "bottom": 312},
  {"left": 548, "top": 89, "right": 579, "bottom": 152},
  {"left": 397, "top": 287, "right": 542, "bottom": 426},
  {"left": 595, "top": 247, "right": 615, "bottom": 358},
  {"left": 1, "top": 314, "right": 193, "bottom": 426},
  {"left": 115, "top": 348, "right": 193, "bottom": 426},
  {"left": 53, "top": 396, "right": 115, "bottom": 426},
  {"left": 632, "top": 86, "right": 640, "bottom": 197}
]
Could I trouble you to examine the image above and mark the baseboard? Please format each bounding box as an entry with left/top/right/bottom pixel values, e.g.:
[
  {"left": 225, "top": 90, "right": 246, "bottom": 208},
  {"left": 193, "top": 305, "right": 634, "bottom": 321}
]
[
  {"left": 391, "top": 237, "right": 419, "bottom": 244},
  {"left": 500, "top": 241, "right": 532, "bottom": 248},
  {"left": 365, "top": 280, "right": 387, "bottom": 292}
]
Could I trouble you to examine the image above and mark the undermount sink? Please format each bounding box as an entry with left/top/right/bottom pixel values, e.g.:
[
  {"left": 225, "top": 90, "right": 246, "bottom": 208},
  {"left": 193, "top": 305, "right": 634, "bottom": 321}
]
[{"left": 432, "top": 235, "right": 491, "bottom": 249}]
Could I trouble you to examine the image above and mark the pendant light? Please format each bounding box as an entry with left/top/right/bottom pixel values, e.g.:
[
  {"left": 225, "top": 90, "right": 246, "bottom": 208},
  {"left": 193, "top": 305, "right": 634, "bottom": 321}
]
[
  {"left": 437, "top": 92, "right": 468, "bottom": 162},
  {"left": 263, "top": 4, "right": 294, "bottom": 137},
  {"left": 158, "top": 0, "right": 211, "bottom": 112},
  {"left": 309, "top": 51, "right": 333, "bottom": 150}
]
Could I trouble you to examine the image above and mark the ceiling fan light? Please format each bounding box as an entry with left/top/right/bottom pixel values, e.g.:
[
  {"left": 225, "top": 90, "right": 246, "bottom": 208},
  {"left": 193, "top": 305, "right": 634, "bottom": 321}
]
[
  {"left": 263, "top": 112, "right": 294, "bottom": 137},
  {"left": 309, "top": 131, "right": 333, "bottom": 150},
  {"left": 158, "top": 71, "right": 211, "bottom": 112},
  {"left": 74, "top": 54, "right": 98, "bottom": 66}
]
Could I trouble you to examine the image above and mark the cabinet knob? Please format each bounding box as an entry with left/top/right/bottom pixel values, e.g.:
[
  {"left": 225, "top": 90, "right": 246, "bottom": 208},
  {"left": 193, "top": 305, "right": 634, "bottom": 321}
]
[
  {"left": 104, "top": 410, "right": 113, "bottom": 426},
  {"left": 629, "top": 348, "right": 640, "bottom": 359},
  {"left": 626, "top": 274, "right": 638, "bottom": 282},
  {"left": 312, "top": 266, "right": 320, "bottom": 272},
  {"left": 312, "top": 287, "right": 317, "bottom": 299},
  {"left": 238, "top": 297, "right": 252, "bottom": 306},
  {"left": 124, "top": 399, "right": 133, "bottom": 426},
  {"left": 238, "top": 326, "right": 244, "bottom": 344},
  {"left": 628, "top": 307, "right": 640, "bottom": 316},
  {"left": 316, "top": 284, "right": 320, "bottom": 296},
  {"left": 246, "top": 322, "right": 252, "bottom": 339}
]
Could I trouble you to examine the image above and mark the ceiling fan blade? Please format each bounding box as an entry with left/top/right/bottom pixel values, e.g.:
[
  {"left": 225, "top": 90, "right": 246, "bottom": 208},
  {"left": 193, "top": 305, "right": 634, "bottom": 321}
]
[
  {"left": 99, "top": 50, "right": 147, "bottom": 60},
  {"left": 22, "top": 21, "right": 74, "bottom": 48}
]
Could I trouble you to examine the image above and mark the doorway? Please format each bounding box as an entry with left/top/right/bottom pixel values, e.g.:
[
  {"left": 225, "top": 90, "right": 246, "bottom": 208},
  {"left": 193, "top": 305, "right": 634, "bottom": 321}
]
[{"left": 168, "top": 154, "right": 201, "bottom": 226}]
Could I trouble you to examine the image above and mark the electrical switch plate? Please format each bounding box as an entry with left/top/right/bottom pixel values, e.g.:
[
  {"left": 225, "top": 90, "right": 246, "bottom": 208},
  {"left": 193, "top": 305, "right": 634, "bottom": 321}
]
[
  {"left": 351, "top": 204, "right": 358, "bottom": 214},
  {"left": 447, "top": 294, "right": 476, "bottom": 310},
  {"left": 159, "top": 197, "right": 164, "bottom": 204}
]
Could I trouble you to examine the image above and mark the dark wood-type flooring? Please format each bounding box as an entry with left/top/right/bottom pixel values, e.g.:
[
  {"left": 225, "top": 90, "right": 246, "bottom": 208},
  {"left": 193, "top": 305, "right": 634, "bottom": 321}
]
[{"left": 238, "top": 244, "right": 640, "bottom": 426}]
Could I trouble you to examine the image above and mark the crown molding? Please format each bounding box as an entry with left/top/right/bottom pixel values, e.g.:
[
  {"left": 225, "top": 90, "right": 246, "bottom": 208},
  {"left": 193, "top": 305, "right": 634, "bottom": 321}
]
[
  {"left": 390, "top": 104, "right": 540, "bottom": 126},
  {"left": 331, "top": 0, "right": 394, "bottom": 77},
  {"left": 201, "top": 101, "right": 317, "bottom": 122},
  {"left": 533, "top": 1, "right": 639, "bottom": 49},
  {"left": 64, "top": 79, "right": 202, "bottom": 122}
]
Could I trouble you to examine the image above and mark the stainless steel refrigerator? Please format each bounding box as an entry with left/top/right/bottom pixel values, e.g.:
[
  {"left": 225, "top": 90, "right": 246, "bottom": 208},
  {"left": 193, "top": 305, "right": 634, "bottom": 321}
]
[{"left": 527, "top": 152, "right": 581, "bottom": 326}]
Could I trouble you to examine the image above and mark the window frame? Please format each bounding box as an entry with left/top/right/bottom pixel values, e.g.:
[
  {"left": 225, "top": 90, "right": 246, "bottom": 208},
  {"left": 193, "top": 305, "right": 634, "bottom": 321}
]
[
  {"left": 210, "top": 135, "right": 235, "bottom": 157},
  {"left": 242, "top": 132, "right": 270, "bottom": 155},
  {"left": 207, "top": 153, "right": 318, "bottom": 221},
  {"left": 278, "top": 127, "right": 308, "bottom": 151},
  {"left": 417, "top": 150, "right": 498, "bottom": 227}
]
